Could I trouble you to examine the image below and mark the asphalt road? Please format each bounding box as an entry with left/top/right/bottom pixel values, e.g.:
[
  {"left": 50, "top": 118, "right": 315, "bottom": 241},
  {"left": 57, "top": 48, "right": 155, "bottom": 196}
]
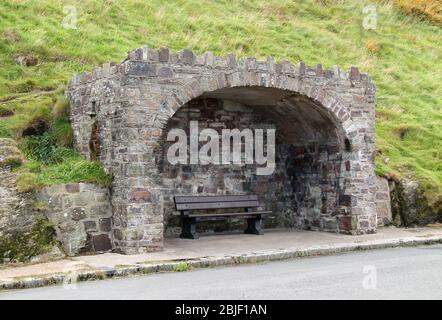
[{"left": 1, "top": 244, "right": 441, "bottom": 300}]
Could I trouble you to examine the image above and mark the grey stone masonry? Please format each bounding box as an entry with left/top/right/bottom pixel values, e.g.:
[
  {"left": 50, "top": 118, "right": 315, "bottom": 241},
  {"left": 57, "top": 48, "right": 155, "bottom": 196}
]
[
  {"left": 0, "top": 168, "right": 40, "bottom": 239},
  {"left": 66, "top": 46, "right": 377, "bottom": 254},
  {"left": 37, "top": 183, "right": 112, "bottom": 256}
]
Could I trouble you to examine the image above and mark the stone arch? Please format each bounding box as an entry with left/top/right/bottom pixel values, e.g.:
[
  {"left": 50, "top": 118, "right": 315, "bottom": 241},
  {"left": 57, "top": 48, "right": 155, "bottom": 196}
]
[
  {"left": 66, "top": 47, "right": 377, "bottom": 254},
  {"left": 155, "top": 74, "right": 353, "bottom": 141},
  {"left": 155, "top": 79, "right": 351, "bottom": 236}
]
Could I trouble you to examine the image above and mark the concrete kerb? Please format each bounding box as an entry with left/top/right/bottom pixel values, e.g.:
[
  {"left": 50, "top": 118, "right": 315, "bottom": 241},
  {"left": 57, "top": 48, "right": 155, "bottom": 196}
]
[{"left": 1, "top": 235, "right": 442, "bottom": 291}]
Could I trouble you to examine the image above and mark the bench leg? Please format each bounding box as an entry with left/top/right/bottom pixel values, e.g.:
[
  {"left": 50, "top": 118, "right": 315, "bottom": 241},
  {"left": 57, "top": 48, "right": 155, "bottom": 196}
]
[
  {"left": 180, "top": 216, "right": 199, "bottom": 239},
  {"left": 244, "top": 214, "right": 263, "bottom": 235}
]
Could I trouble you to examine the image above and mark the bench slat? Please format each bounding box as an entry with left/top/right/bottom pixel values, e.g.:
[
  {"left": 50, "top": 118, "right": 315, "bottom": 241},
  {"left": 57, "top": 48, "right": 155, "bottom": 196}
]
[
  {"left": 189, "top": 211, "right": 272, "bottom": 218},
  {"left": 176, "top": 200, "right": 259, "bottom": 210},
  {"left": 174, "top": 195, "right": 258, "bottom": 204}
]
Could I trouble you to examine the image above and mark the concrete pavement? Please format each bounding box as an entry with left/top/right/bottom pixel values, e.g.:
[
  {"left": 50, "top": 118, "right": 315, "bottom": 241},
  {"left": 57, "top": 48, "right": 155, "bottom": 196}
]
[
  {"left": 1, "top": 225, "right": 442, "bottom": 291},
  {"left": 1, "top": 244, "right": 441, "bottom": 299}
]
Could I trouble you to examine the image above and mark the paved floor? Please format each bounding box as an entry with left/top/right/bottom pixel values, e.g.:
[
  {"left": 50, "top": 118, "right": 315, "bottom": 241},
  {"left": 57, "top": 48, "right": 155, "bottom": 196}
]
[
  {"left": 1, "top": 226, "right": 442, "bottom": 281},
  {"left": 1, "top": 244, "right": 441, "bottom": 300}
]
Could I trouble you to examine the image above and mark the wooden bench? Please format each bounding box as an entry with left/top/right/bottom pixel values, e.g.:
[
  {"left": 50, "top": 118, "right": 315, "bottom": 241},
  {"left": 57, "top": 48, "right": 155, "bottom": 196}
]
[{"left": 174, "top": 195, "right": 271, "bottom": 239}]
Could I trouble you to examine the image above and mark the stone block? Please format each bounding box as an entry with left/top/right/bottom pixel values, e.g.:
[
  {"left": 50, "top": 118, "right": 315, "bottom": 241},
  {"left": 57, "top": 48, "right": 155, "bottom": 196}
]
[
  {"left": 74, "top": 192, "right": 95, "bottom": 206},
  {"left": 92, "top": 234, "right": 112, "bottom": 252},
  {"left": 65, "top": 183, "right": 80, "bottom": 193},
  {"left": 158, "top": 48, "right": 169, "bottom": 62},
  {"left": 143, "top": 223, "right": 163, "bottom": 236},
  {"left": 158, "top": 67, "right": 173, "bottom": 77},
  {"left": 113, "top": 228, "right": 123, "bottom": 240},
  {"left": 124, "top": 61, "right": 156, "bottom": 76},
  {"left": 71, "top": 207, "right": 87, "bottom": 221},
  {"left": 99, "top": 217, "right": 112, "bottom": 232},
  {"left": 322, "top": 217, "right": 338, "bottom": 231},
  {"left": 90, "top": 204, "right": 111, "bottom": 216},
  {"left": 128, "top": 187, "right": 152, "bottom": 202},
  {"left": 338, "top": 215, "right": 353, "bottom": 232},
  {"left": 95, "top": 192, "right": 109, "bottom": 202},
  {"left": 339, "top": 194, "right": 352, "bottom": 206},
  {"left": 179, "top": 49, "right": 194, "bottom": 65},
  {"left": 48, "top": 195, "right": 62, "bottom": 211},
  {"left": 62, "top": 195, "right": 73, "bottom": 210},
  {"left": 83, "top": 220, "right": 97, "bottom": 231}
]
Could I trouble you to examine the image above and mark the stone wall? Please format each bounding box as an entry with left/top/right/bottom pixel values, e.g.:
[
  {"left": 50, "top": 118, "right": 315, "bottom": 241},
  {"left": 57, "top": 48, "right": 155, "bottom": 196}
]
[
  {"left": 0, "top": 159, "right": 60, "bottom": 263},
  {"left": 0, "top": 168, "right": 38, "bottom": 239},
  {"left": 160, "top": 98, "right": 346, "bottom": 236},
  {"left": 66, "top": 46, "right": 377, "bottom": 253},
  {"left": 0, "top": 139, "right": 47, "bottom": 257},
  {"left": 37, "top": 183, "right": 112, "bottom": 256}
]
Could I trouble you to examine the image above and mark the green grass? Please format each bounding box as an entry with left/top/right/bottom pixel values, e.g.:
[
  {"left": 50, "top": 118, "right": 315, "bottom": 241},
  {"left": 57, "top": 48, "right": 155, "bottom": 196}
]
[
  {"left": 16, "top": 158, "right": 112, "bottom": 189},
  {"left": 35, "top": 159, "right": 112, "bottom": 187},
  {"left": 0, "top": 0, "right": 441, "bottom": 206},
  {"left": 15, "top": 123, "right": 111, "bottom": 189},
  {"left": 172, "top": 262, "right": 190, "bottom": 272}
]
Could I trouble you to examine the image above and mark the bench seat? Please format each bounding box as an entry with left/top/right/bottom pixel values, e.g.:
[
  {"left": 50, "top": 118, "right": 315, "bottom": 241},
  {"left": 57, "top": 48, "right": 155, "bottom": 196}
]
[{"left": 173, "top": 195, "right": 271, "bottom": 239}]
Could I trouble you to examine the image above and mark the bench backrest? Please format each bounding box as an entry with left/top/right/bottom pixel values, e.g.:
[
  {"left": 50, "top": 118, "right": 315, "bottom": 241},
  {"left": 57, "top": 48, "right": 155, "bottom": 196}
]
[{"left": 174, "top": 195, "right": 259, "bottom": 211}]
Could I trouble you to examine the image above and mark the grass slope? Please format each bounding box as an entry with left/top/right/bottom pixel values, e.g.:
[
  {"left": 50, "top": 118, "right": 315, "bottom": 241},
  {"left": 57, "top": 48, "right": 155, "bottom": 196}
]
[{"left": 0, "top": 0, "right": 440, "bottom": 206}]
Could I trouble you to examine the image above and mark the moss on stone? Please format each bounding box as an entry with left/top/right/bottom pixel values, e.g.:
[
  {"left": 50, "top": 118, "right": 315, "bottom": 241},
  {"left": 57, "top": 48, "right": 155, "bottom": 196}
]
[
  {"left": 390, "top": 178, "right": 441, "bottom": 227},
  {"left": 415, "top": 186, "right": 440, "bottom": 225},
  {"left": 31, "top": 199, "right": 48, "bottom": 211},
  {"left": 15, "top": 171, "right": 42, "bottom": 193},
  {"left": 0, "top": 218, "right": 57, "bottom": 264}
]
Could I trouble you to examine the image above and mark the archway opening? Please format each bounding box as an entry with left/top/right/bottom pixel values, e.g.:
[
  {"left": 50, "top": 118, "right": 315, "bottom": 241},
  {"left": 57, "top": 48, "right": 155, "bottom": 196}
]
[{"left": 155, "top": 87, "right": 348, "bottom": 237}]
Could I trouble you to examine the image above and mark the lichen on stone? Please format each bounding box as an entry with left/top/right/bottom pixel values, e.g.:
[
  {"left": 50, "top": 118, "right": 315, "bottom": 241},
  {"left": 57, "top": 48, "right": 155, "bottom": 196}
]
[
  {"left": 390, "top": 177, "right": 441, "bottom": 227},
  {"left": 0, "top": 218, "right": 57, "bottom": 264}
]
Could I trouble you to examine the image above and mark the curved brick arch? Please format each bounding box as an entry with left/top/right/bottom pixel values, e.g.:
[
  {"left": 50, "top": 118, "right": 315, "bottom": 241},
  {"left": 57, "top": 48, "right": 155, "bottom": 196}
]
[{"left": 67, "top": 47, "right": 377, "bottom": 254}]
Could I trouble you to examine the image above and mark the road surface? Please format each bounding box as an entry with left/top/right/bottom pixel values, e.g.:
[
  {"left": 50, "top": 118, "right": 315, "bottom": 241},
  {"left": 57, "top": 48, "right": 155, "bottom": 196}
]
[{"left": 1, "top": 244, "right": 441, "bottom": 299}]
